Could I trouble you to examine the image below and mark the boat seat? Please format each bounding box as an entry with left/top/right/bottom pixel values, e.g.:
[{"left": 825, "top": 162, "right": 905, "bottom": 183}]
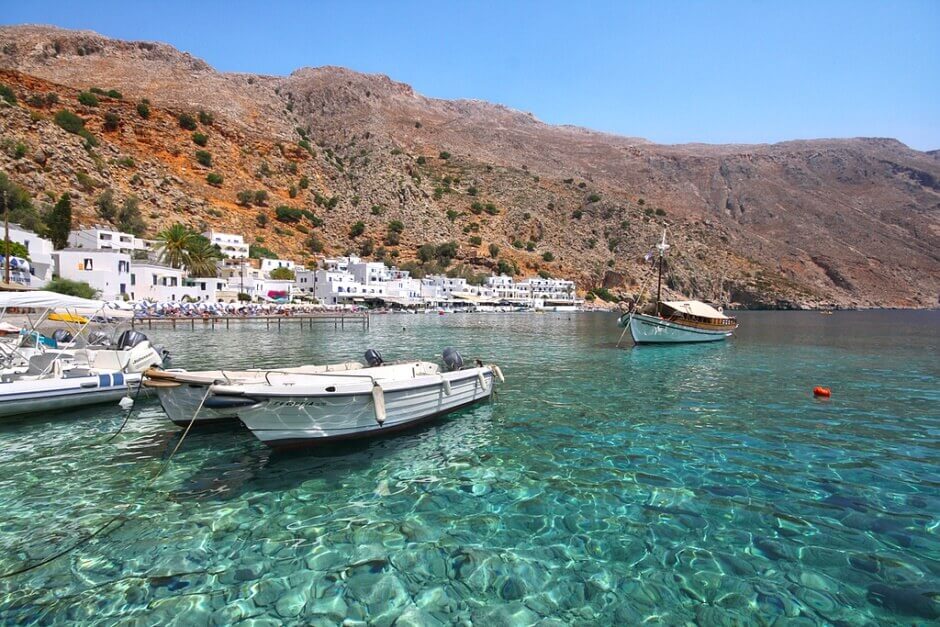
[{"left": 25, "top": 353, "right": 61, "bottom": 376}]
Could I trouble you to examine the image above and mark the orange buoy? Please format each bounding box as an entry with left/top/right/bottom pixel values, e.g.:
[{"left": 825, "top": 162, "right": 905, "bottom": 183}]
[{"left": 813, "top": 386, "right": 831, "bottom": 398}]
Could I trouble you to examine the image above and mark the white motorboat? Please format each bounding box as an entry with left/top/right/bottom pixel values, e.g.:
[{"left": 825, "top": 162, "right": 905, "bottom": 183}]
[
  {"left": 618, "top": 230, "right": 738, "bottom": 344},
  {"left": 204, "top": 349, "right": 502, "bottom": 447},
  {"left": 143, "top": 361, "right": 365, "bottom": 426},
  {"left": 0, "top": 292, "right": 167, "bottom": 418}
]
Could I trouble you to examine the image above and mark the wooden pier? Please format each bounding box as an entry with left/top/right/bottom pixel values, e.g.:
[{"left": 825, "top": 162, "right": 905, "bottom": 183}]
[{"left": 131, "top": 312, "right": 369, "bottom": 331}]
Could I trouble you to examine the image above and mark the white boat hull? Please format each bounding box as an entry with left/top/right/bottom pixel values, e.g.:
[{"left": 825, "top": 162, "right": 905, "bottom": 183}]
[
  {"left": 0, "top": 371, "right": 144, "bottom": 419},
  {"left": 625, "top": 313, "right": 733, "bottom": 343},
  {"left": 153, "top": 381, "right": 235, "bottom": 426},
  {"left": 217, "top": 368, "right": 495, "bottom": 447}
]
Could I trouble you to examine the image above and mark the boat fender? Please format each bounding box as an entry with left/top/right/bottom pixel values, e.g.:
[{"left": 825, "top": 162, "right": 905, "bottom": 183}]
[
  {"left": 813, "top": 386, "right": 831, "bottom": 398},
  {"left": 441, "top": 377, "right": 452, "bottom": 396},
  {"left": 492, "top": 365, "right": 505, "bottom": 383},
  {"left": 477, "top": 371, "right": 488, "bottom": 392},
  {"left": 119, "top": 396, "right": 134, "bottom": 410},
  {"left": 372, "top": 382, "right": 387, "bottom": 425}
]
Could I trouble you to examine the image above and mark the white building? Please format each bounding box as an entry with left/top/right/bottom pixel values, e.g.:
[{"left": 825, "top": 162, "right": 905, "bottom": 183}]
[
  {"left": 68, "top": 227, "right": 148, "bottom": 256},
  {"left": 54, "top": 249, "right": 131, "bottom": 301},
  {"left": 204, "top": 231, "right": 249, "bottom": 259},
  {"left": 5, "top": 224, "right": 54, "bottom": 286},
  {"left": 260, "top": 258, "right": 295, "bottom": 276}
]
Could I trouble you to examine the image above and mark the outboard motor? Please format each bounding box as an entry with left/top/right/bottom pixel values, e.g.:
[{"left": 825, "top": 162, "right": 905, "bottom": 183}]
[
  {"left": 364, "top": 348, "right": 384, "bottom": 368},
  {"left": 154, "top": 344, "right": 171, "bottom": 364},
  {"left": 442, "top": 347, "right": 464, "bottom": 372},
  {"left": 116, "top": 330, "right": 149, "bottom": 350},
  {"left": 88, "top": 331, "right": 111, "bottom": 346},
  {"left": 51, "top": 329, "right": 74, "bottom": 345}
]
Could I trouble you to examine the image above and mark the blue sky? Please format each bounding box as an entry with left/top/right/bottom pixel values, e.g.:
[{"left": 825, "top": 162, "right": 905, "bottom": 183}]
[{"left": 3, "top": 1, "right": 938, "bottom": 150}]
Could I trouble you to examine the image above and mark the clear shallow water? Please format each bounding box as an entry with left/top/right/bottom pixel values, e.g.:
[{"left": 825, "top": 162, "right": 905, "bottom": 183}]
[{"left": 0, "top": 311, "right": 937, "bottom": 625}]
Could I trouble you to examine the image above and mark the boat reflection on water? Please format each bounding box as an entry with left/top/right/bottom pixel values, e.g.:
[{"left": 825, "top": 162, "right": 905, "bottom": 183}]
[{"left": 168, "top": 401, "right": 498, "bottom": 501}]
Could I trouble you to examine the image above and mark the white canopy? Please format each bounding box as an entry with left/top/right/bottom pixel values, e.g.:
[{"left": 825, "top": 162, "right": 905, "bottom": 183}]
[
  {"left": 0, "top": 291, "right": 106, "bottom": 311},
  {"left": 662, "top": 300, "right": 730, "bottom": 320}
]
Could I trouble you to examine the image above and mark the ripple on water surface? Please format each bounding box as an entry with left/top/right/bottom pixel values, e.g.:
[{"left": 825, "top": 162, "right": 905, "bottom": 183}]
[{"left": 0, "top": 311, "right": 937, "bottom": 624}]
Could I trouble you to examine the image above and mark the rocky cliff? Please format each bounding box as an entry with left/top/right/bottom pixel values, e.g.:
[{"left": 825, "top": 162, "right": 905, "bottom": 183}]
[{"left": 1, "top": 25, "right": 937, "bottom": 308}]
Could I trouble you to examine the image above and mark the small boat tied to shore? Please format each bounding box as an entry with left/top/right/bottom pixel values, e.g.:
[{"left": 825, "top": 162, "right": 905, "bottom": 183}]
[
  {"left": 147, "top": 348, "right": 503, "bottom": 448},
  {"left": 0, "top": 291, "right": 168, "bottom": 418},
  {"left": 618, "top": 229, "right": 738, "bottom": 344}
]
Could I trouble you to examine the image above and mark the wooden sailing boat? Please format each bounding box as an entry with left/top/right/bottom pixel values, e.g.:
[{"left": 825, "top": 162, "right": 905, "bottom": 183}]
[{"left": 618, "top": 229, "right": 738, "bottom": 344}]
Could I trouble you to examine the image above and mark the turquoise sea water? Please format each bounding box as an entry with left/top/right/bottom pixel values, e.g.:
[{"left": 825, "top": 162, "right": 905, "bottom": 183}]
[{"left": 0, "top": 311, "right": 937, "bottom": 625}]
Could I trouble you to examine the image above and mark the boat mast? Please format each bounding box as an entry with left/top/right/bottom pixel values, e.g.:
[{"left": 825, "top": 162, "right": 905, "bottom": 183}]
[
  {"left": 2, "top": 190, "right": 9, "bottom": 286},
  {"left": 655, "top": 227, "right": 668, "bottom": 315}
]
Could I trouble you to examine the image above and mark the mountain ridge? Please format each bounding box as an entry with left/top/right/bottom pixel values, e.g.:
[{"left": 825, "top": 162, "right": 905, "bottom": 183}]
[{"left": 1, "top": 24, "right": 937, "bottom": 308}]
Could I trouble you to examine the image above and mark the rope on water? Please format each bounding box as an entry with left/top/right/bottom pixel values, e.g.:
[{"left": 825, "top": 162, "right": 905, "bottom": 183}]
[
  {"left": 616, "top": 263, "right": 658, "bottom": 348},
  {"left": 0, "top": 385, "right": 212, "bottom": 579},
  {"left": 104, "top": 376, "right": 147, "bottom": 444}
]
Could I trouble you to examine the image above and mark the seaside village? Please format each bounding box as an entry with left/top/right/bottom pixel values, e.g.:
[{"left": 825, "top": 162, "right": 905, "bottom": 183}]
[{"left": 4, "top": 223, "right": 585, "bottom": 313}]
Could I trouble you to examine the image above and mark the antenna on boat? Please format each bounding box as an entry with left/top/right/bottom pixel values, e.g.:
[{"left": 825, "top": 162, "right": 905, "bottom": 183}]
[{"left": 655, "top": 226, "right": 669, "bottom": 314}]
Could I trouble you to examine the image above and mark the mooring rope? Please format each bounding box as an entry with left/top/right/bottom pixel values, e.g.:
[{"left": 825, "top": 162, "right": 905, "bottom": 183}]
[{"left": 0, "top": 386, "right": 211, "bottom": 579}]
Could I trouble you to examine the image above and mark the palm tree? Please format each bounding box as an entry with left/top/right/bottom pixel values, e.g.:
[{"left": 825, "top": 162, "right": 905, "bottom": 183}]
[
  {"left": 156, "top": 223, "right": 196, "bottom": 269},
  {"left": 185, "top": 237, "right": 222, "bottom": 277}
]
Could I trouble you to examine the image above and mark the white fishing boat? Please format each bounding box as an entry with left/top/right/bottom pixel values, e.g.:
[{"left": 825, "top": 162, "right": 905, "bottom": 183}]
[
  {"left": 618, "top": 230, "right": 738, "bottom": 344},
  {"left": 0, "top": 292, "right": 167, "bottom": 418},
  {"left": 143, "top": 361, "right": 365, "bottom": 426},
  {"left": 203, "top": 349, "right": 502, "bottom": 447}
]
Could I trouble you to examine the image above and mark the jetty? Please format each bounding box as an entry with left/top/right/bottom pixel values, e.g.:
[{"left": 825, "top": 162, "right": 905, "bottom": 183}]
[{"left": 131, "top": 312, "right": 369, "bottom": 330}]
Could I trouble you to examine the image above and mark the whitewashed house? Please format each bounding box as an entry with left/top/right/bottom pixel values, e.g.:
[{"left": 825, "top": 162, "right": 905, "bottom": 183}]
[
  {"left": 204, "top": 231, "right": 249, "bottom": 259},
  {"left": 260, "top": 258, "right": 295, "bottom": 276},
  {"left": 54, "top": 249, "right": 131, "bottom": 300},
  {"left": 68, "top": 227, "right": 147, "bottom": 256},
  {"left": 6, "top": 224, "right": 54, "bottom": 287}
]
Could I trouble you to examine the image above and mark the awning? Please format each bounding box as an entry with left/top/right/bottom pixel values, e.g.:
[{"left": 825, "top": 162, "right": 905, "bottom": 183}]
[
  {"left": 0, "top": 290, "right": 105, "bottom": 310},
  {"left": 662, "top": 300, "right": 730, "bottom": 319}
]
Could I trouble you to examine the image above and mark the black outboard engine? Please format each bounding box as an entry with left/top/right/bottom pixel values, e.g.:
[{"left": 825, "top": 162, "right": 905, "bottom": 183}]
[
  {"left": 88, "top": 331, "right": 111, "bottom": 346},
  {"left": 51, "top": 329, "right": 74, "bottom": 345},
  {"left": 116, "top": 330, "right": 149, "bottom": 350},
  {"left": 442, "top": 347, "right": 464, "bottom": 372},
  {"left": 364, "top": 348, "right": 384, "bottom": 368}
]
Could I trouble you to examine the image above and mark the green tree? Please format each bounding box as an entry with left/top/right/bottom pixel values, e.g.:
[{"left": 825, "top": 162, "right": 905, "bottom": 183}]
[
  {"left": 96, "top": 188, "right": 118, "bottom": 221},
  {"left": 269, "top": 266, "right": 295, "bottom": 280},
  {"left": 103, "top": 111, "right": 120, "bottom": 131},
  {"left": 195, "top": 150, "right": 212, "bottom": 167},
  {"left": 46, "top": 277, "right": 99, "bottom": 299},
  {"left": 256, "top": 212, "right": 268, "bottom": 227},
  {"left": 253, "top": 190, "right": 268, "bottom": 206},
  {"left": 0, "top": 173, "right": 44, "bottom": 235},
  {"left": 156, "top": 223, "right": 196, "bottom": 269},
  {"left": 136, "top": 101, "right": 150, "bottom": 119},
  {"left": 542, "top": 251, "right": 555, "bottom": 262},
  {"left": 198, "top": 110, "right": 214, "bottom": 125},
  {"left": 192, "top": 132, "right": 208, "bottom": 146},
  {"left": 178, "top": 113, "right": 197, "bottom": 130},
  {"left": 206, "top": 172, "right": 223, "bottom": 186},
  {"left": 45, "top": 193, "right": 72, "bottom": 249},
  {"left": 349, "top": 221, "right": 365, "bottom": 238},
  {"left": 0, "top": 83, "right": 16, "bottom": 105},
  {"left": 488, "top": 243, "right": 500, "bottom": 258},
  {"left": 77, "top": 92, "right": 99, "bottom": 107},
  {"left": 236, "top": 190, "right": 254, "bottom": 206},
  {"left": 439, "top": 151, "right": 451, "bottom": 160},
  {"left": 183, "top": 236, "right": 222, "bottom": 277},
  {"left": 118, "top": 196, "right": 145, "bottom": 235},
  {"left": 0, "top": 240, "right": 30, "bottom": 260}
]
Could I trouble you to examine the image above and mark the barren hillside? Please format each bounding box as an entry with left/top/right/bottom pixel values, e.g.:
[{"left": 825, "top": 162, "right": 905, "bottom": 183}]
[{"left": 1, "top": 25, "right": 938, "bottom": 308}]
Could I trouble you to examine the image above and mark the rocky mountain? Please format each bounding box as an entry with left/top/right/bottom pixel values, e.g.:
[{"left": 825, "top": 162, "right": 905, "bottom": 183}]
[{"left": 1, "top": 25, "right": 938, "bottom": 308}]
